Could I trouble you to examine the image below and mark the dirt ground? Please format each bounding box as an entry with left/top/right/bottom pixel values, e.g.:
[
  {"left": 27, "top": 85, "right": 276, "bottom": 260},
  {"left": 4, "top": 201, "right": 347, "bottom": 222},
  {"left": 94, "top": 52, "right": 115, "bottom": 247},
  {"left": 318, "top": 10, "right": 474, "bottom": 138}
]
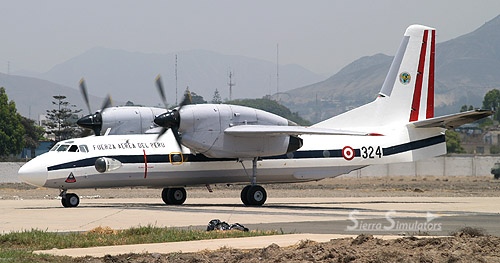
[
  {"left": 75, "top": 232, "right": 500, "bottom": 263},
  {"left": 1, "top": 175, "right": 500, "bottom": 200}
]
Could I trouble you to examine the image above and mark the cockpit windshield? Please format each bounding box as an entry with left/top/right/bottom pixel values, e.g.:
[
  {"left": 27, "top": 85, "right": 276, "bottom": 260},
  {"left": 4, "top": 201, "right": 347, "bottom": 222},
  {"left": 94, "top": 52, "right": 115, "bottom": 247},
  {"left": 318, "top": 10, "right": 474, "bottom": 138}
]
[
  {"left": 57, "top": 145, "right": 70, "bottom": 152},
  {"left": 49, "top": 144, "right": 60, "bottom": 151},
  {"left": 51, "top": 144, "right": 89, "bottom": 153}
]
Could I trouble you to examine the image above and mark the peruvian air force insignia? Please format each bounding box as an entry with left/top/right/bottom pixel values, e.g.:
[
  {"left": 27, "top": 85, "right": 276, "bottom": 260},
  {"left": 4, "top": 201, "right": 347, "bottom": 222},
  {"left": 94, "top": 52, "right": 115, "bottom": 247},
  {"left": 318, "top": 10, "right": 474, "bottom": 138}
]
[
  {"left": 399, "top": 72, "right": 411, "bottom": 85},
  {"left": 65, "top": 172, "right": 76, "bottom": 183}
]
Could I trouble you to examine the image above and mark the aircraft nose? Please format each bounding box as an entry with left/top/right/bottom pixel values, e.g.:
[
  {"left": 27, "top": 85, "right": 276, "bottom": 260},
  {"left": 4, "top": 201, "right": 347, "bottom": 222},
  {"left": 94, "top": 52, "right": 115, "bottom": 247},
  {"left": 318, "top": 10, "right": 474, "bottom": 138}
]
[{"left": 18, "top": 160, "right": 48, "bottom": 187}]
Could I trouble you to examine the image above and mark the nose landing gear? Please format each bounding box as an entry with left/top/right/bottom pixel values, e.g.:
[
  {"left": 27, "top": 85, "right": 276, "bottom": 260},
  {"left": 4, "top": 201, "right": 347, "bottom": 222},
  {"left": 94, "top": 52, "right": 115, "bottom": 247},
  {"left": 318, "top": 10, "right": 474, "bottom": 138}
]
[{"left": 60, "top": 190, "right": 80, "bottom": 208}]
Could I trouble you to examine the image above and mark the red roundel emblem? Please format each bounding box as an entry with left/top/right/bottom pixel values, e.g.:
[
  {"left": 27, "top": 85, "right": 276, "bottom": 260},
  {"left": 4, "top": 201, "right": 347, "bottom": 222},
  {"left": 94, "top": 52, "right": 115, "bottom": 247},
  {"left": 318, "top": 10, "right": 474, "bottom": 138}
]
[{"left": 342, "top": 146, "right": 355, "bottom": 160}]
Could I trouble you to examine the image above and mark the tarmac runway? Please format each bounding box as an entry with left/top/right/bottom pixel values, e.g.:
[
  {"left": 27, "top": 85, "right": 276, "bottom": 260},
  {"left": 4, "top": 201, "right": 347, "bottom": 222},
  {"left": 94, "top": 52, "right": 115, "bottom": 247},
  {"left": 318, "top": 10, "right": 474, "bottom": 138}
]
[{"left": 1, "top": 196, "right": 499, "bottom": 236}]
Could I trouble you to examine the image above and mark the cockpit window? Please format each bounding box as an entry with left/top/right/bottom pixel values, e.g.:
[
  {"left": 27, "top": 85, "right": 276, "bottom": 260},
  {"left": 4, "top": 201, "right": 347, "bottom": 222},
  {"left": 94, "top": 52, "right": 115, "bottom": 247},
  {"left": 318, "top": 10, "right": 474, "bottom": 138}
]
[
  {"left": 68, "top": 145, "right": 79, "bottom": 152},
  {"left": 79, "top": 145, "right": 89, "bottom": 153},
  {"left": 57, "top": 145, "right": 69, "bottom": 152},
  {"left": 50, "top": 144, "right": 60, "bottom": 151}
]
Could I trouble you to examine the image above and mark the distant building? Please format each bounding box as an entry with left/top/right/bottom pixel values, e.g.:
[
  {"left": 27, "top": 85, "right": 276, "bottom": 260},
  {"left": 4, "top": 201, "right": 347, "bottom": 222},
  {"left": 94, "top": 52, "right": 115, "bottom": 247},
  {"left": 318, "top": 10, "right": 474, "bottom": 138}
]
[{"left": 18, "top": 141, "right": 54, "bottom": 159}]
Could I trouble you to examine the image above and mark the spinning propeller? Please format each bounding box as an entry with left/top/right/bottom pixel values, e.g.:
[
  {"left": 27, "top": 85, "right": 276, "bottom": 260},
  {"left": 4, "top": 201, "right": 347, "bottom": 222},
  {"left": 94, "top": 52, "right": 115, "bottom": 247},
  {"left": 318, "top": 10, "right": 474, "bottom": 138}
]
[
  {"left": 76, "top": 78, "right": 113, "bottom": 136},
  {"left": 153, "top": 74, "right": 192, "bottom": 149}
]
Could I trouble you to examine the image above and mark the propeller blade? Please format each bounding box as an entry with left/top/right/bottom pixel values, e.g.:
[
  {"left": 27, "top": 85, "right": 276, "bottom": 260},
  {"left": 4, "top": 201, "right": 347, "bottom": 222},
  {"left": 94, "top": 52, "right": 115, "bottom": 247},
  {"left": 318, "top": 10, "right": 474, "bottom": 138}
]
[
  {"left": 155, "top": 74, "right": 168, "bottom": 108},
  {"left": 171, "top": 126, "right": 183, "bottom": 152},
  {"left": 100, "top": 95, "right": 113, "bottom": 111},
  {"left": 79, "top": 78, "right": 92, "bottom": 114},
  {"left": 156, "top": 127, "right": 168, "bottom": 140}
]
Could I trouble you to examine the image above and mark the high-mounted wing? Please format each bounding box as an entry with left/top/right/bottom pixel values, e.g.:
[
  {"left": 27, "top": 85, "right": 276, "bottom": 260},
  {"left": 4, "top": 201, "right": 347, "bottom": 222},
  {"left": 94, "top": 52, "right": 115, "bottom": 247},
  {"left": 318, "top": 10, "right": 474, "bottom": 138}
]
[
  {"left": 411, "top": 110, "right": 494, "bottom": 129},
  {"left": 224, "top": 125, "right": 380, "bottom": 137}
]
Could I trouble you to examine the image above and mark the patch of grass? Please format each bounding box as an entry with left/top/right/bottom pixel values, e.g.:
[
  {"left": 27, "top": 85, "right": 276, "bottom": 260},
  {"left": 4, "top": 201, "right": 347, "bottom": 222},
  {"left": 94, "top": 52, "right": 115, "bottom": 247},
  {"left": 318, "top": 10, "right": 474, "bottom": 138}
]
[
  {"left": 0, "top": 248, "right": 71, "bottom": 263},
  {"left": 0, "top": 225, "right": 279, "bottom": 251}
]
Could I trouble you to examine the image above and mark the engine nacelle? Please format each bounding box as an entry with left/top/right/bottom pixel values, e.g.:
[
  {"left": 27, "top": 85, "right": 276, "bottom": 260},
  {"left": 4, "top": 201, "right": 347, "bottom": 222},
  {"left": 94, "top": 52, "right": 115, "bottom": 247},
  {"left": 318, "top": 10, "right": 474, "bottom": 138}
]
[
  {"left": 101, "top": 106, "right": 165, "bottom": 135},
  {"left": 178, "top": 104, "right": 303, "bottom": 158}
]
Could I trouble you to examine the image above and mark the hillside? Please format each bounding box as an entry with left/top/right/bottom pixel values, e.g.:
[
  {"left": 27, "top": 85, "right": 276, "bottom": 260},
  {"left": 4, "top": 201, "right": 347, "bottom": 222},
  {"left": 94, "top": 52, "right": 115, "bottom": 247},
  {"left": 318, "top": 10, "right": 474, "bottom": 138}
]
[
  {"left": 280, "top": 14, "right": 500, "bottom": 122},
  {"left": 29, "top": 48, "right": 324, "bottom": 106},
  {"left": 0, "top": 73, "right": 109, "bottom": 120}
]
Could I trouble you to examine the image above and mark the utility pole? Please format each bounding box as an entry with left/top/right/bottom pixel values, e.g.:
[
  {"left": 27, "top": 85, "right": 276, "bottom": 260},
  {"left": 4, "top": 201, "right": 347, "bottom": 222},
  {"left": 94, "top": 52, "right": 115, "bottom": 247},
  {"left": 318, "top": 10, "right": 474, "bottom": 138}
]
[
  {"left": 228, "top": 70, "right": 236, "bottom": 101},
  {"left": 175, "top": 55, "right": 178, "bottom": 106},
  {"left": 276, "top": 44, "right": 280, "bottom": 102}
]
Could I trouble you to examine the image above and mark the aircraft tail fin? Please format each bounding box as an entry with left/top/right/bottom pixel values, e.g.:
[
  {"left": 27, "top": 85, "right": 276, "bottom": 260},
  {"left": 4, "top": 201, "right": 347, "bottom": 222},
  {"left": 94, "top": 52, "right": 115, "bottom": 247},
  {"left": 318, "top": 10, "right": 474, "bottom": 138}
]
[{"left": 314, "top": 25, "right": 436, "bottom": 129}]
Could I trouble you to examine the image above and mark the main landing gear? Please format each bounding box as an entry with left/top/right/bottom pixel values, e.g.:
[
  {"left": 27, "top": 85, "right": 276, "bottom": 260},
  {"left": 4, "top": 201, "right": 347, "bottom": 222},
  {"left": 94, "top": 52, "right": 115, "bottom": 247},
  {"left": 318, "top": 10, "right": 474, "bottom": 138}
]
[
  {"left": 60, "top": 190, "right": 80, "bottom": 208},
  {"left": 240, "top": 158, "right": 267, "bottom": 206},
  {"left": 161, "top": 187, "right": 187, "bottom": 205}
]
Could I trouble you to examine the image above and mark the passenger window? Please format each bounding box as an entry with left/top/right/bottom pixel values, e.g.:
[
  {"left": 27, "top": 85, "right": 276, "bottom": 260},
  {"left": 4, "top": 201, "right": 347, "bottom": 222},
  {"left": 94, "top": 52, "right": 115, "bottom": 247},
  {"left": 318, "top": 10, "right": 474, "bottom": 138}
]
[
  {"left": 68, "top": 145, "right": 79, "bottom": 152},
  {"left": 79, "top": 145, "right": 89, "bottom": 153},
  {"left": 57, "top": 145, "right": 69, "bottom": 152}
]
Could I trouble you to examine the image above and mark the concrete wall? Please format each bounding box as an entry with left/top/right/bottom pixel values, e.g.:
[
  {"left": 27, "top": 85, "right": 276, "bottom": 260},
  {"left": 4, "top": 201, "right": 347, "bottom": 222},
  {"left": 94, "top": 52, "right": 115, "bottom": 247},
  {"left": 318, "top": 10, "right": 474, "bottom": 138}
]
[
  {"left": 343, "top": 156, "right": 500, "bottom": 178},
  {"left": 0, "top": 162, "right": 25, "bottom": 183}
]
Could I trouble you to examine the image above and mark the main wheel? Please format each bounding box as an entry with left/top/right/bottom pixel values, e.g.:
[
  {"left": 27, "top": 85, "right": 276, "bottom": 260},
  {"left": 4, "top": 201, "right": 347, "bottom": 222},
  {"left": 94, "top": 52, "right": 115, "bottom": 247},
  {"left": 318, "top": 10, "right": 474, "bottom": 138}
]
[
  {"left": 246, "top": 185, "right": 267, "bottom": 206},
  {"left": 62, "top": 193, "right": 79, "bottom": 208},
  {"left": 240, "top": 185, "right": 252, "bottom": 205},
  {"left": 165, "top": 188, "right": 187, "bottom": 205},
  {"left": 161, "top": 188, "right": 171, "bottom": 204}
]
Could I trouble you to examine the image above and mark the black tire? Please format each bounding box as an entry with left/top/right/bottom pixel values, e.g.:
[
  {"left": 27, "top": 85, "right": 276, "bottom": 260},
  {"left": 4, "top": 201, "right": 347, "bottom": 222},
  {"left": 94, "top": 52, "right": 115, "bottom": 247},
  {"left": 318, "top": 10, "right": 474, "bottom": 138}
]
[
  {"left": 161, "top": 188, "right": 170, "bottom": 204},
  {"left": 246, "top": 185, "right": 267, "bottom": 206},
  {"left": 495, "top": 174, "right": 500, "bottom": 180},
  {"left": 240, "top": 185, "right": 252, "bottom": 205},
  {"left": 167, "top": 188, "right": 187, "bottom": 205},
  {"left": 62, "top": 193, "right": 79, "bottom": 208}
]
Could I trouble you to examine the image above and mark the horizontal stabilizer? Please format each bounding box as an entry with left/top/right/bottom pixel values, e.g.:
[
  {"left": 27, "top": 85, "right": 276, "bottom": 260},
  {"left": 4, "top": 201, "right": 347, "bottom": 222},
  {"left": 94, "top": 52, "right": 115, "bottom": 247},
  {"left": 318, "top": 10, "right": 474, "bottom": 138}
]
[
  {"left": 224, "top": 125, "right": 377, "bottom": 137},
  {"left": 411, "top": 110, "right": 494, "bottom": 129}
]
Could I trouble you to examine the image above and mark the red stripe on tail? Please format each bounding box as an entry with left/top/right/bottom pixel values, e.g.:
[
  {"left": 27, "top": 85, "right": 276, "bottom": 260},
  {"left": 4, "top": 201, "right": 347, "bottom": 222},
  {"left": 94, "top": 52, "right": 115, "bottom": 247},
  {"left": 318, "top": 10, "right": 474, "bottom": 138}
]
[
  {"left": 426, "top": 30, "right": 435, "bottom": 119},
  {"left": 409, "top": 30, "right": 429, "bottom": 122}
]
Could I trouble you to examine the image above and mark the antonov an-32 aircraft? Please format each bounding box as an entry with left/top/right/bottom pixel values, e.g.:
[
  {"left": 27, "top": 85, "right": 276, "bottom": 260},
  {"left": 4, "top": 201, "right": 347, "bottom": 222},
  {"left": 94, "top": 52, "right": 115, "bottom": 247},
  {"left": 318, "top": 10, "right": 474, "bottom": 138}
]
[{"left": 19, "top": 25, "right": 492, "bottom": 207}]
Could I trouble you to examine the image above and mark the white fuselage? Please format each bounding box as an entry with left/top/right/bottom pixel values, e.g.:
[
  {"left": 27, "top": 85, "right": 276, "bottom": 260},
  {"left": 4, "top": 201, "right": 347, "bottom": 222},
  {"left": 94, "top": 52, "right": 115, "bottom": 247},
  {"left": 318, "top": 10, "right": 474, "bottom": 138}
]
[{"left": 18, "top": 125, "right": 445, "bottom": 190}]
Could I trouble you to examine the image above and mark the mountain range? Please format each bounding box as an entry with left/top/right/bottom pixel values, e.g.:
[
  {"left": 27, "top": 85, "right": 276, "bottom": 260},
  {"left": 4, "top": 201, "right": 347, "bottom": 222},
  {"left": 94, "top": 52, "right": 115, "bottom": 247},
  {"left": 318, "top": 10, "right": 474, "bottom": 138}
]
[
  {"left": 26, "top": 48, "right": 324, "bottom": 106},
  {"left": 0, "top": 73, "right": 107, "bottom": 121},
  {"left": 278, "top": 14, "right": 500, "bottom": 122},
  {"left": 4, "top": 14, "right": 500, "bottom": 124}
]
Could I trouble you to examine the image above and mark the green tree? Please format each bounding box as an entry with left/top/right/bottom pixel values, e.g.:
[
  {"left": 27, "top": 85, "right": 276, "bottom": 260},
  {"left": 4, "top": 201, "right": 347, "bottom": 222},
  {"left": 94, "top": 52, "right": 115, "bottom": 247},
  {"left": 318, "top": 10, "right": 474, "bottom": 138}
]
[
  {"left": 0, "top": 87, "right": 25, "bottom": 156},
  {"left": 211, "top": 89, "right": 222, "bottom": 104},
  {"left": 20, "top": 116, "right": 45, "bottom": 157},
  {"left": 460, "top": 105, "right": 474, "bottom": 112},
  {"left": 445, "top": 130, "right": 465, "bottom": 154},
  {"left": 190, "top": 91, "right": 206, "bottom": 104},
  {"left": 46, "top": 95, "right": 82, "bottom": 141},
  {"left": 482, "top": 89, "right": 500, "bottom": 121}
]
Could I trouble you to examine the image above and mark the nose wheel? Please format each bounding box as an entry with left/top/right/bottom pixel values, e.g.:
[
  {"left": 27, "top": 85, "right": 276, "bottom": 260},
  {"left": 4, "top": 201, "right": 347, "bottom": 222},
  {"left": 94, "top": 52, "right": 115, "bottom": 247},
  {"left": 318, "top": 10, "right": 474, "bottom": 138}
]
[
  {"left": 161, "top": 187, "right": 187, "bottom": 205},
  {"left": 61, "top": 191, "right": 80, "bottom": 208}
]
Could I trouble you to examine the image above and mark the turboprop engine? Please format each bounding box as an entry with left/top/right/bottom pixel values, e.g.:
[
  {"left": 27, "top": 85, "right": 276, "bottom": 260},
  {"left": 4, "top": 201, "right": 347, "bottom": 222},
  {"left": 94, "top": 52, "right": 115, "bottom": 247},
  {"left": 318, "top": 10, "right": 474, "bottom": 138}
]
[
  {"left": 154, "top": 104, "right": 303, "bottom": 158},
  {"left": 78, "top": 106, "right": 166, "bottom": 135}
]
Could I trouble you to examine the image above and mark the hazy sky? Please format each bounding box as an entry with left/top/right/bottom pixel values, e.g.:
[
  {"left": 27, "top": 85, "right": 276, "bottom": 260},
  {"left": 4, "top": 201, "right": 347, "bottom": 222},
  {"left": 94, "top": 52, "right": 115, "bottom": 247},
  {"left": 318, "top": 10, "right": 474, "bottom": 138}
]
[{"left": 1, "top": 0, "right": 500, "bottom": 75}]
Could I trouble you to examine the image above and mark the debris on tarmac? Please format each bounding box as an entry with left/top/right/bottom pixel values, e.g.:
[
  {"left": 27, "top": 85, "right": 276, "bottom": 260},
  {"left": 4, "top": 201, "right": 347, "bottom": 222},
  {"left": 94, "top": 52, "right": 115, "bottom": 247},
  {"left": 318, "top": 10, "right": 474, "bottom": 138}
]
[{"left": 206, "top": 219, "right": 249, "bottom": 232}]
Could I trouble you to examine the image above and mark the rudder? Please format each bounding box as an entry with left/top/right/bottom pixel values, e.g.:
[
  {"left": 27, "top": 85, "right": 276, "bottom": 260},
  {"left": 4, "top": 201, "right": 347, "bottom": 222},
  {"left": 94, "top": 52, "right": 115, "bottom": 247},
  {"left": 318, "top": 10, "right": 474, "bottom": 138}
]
[{"left": 315, "top": 25, "right": 436, "bottom": 129}]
